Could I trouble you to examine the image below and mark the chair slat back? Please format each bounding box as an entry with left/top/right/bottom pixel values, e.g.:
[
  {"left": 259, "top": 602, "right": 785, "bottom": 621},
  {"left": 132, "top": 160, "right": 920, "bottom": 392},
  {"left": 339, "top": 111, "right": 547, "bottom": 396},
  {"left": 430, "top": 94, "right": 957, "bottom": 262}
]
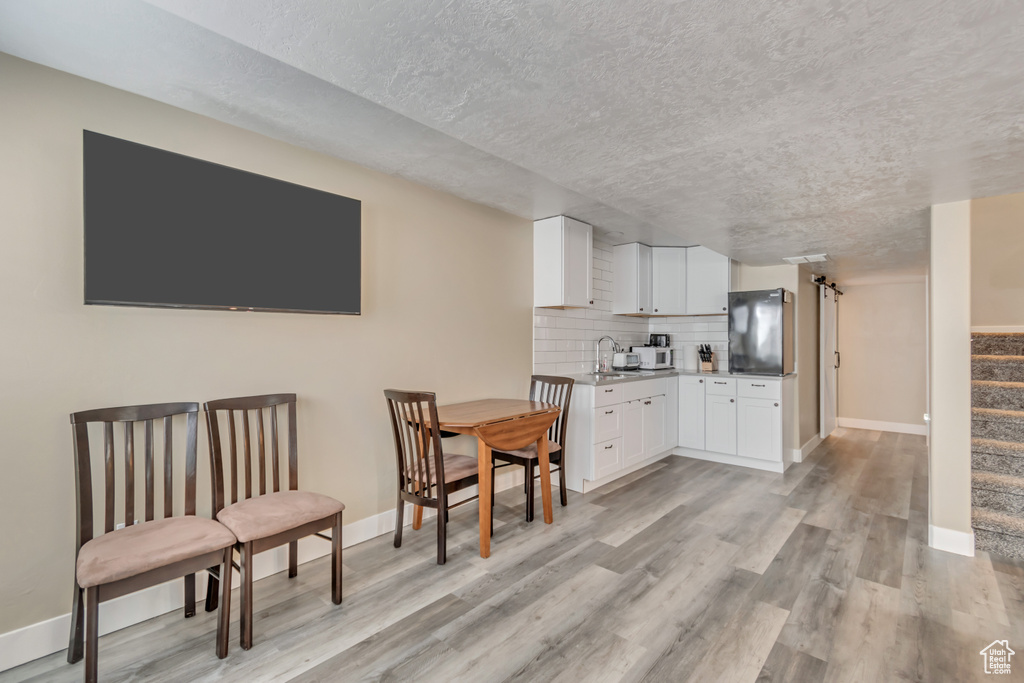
[
  {"left": 529, "top": 375, "right": 574, "bottom": 448},
  {"left": 205, "top": 394, "right": 297, "bottom": 514},
  {"left": 383, "top": 390, "right": 445, "bottom": 501},
  {"left": 70, "top": 402, "right": 199, "bottom": 554}
]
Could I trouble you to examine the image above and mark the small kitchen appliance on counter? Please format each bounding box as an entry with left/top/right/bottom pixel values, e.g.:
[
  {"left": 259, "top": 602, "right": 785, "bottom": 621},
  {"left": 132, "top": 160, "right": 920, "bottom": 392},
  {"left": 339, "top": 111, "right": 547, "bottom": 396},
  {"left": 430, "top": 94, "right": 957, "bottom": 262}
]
[
  {"left": 631, "top": 346, "right": 674, "bottom": 370},
  {"left": 611, "top": 351, "right": 640, "bottom": 370},
  {"left": 649, "top": 333, "right": 670, "bottom": 347}
]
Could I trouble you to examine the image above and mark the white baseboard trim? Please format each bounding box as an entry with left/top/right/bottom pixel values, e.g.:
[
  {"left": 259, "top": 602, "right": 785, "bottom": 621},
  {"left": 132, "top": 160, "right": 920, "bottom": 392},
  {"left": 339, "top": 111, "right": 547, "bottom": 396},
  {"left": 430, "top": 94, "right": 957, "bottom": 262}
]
[
  {"left": 0, "top": 469, "right": 525, "bottom": 673},
  {"left": 673, "top": 447, "right": 786, "bottom": 473},
  {"left": 837, "top": 417, "right": 927, "bottom": 436},
  {"left": 575, "top": 449, "right": 674, "bottom": 494},
  {"left": 794, "top": 434, "right": 823, "bottom": 463},
  {"left": 929, "top": 524, "right": 975, "bottom": 557},
  {"left": 972, "top": 326, "right": 1024, "bottom": 333}
]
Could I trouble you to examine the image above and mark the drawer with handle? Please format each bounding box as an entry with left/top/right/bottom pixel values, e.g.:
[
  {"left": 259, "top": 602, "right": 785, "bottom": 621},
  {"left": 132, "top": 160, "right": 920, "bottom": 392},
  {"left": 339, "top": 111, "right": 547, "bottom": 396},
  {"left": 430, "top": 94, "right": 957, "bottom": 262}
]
[
  {"left": 593, "top": 438, "right": 623, "bottom": 480},
  {"left": 594, "top": 383, "right": 621, "bottom": 408},
  {"left": 594, "top": 404, "right": 623, "bottom": 443},
  {"left": 705, "top": 377, "right": 736, "bottom": 396},
  {"left": 737, "top": 378, "right": 781, "bottom": 400}
]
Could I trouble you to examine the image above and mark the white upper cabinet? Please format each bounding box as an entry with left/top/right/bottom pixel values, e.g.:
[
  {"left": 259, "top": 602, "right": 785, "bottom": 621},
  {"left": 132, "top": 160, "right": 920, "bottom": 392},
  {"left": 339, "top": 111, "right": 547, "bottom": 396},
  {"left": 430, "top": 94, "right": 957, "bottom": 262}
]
[
  {"left": 614, "top": 243, "right": 729, "bottom": 316},
  {"left": 534, "top": 216, "right": 592, "bottom": 308},
  {"left": 652, "top": 247, "right": 687, "bottom": 316},
  {"left": 685, "top": 246, "right": 730, "bottom": 315},
  {"left": 612, "top": 242, "right": 653, "bottom": 315}
]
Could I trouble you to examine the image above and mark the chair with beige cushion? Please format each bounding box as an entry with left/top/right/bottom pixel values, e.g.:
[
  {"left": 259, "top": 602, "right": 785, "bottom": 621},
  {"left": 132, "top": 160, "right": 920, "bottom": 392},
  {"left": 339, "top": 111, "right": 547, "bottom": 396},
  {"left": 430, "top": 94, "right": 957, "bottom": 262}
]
[
  {"left": 68, "top": 402, "right": 235, "bottom": 683},
  {"left": 204, "top": 393, "right": 344, "bottom": 650},
  {"left": 384, "top": 389, "right": 480, "bottom": 564},
  {"left": 491, "top": 375, "right": 574, "bottom": 521}
]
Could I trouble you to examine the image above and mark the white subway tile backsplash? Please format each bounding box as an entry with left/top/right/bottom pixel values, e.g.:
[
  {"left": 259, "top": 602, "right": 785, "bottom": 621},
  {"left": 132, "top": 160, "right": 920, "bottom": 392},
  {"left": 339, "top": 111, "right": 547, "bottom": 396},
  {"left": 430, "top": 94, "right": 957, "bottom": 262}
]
[{"left": 533, "top": 240, "right": 729, "bottom": 372}]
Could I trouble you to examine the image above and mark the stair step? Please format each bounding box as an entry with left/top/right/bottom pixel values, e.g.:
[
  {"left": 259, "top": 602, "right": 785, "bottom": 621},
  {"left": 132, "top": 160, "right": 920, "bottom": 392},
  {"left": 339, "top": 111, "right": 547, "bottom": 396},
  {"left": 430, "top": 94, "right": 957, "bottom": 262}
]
[
  {"left": 972, "top": 407, "right": 1024, "bottom": 441},
  {"left": 973, "top": 380, "right": 1024, "bottom": 410},
  {"left": 973, "top": 333, "right": 1024, "bottom": 357},
  {"left": 973, "top": 439, "right": 1024, "bottom": 477},
  {"left": 973, "top": 471, "right": 1024, "bottom": 515},
  {"left": 974, "top": 508, "right": 1024, "bottom": 560},
  {"left": 973, "top": 355, "right": 1024, "bottom": 382}
]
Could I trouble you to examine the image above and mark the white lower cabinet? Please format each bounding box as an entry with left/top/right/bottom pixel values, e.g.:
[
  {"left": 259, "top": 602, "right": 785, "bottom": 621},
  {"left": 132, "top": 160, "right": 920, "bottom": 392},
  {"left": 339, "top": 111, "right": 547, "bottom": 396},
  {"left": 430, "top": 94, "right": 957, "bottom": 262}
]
[
  {"left": 566, "top": 376, "right": 678, "bottom": 492},
  {"left": 622, "top": 399, "right": 645, "bottom": 467},
  {"left": 705, "top": 394, "right": 737, "bottom": 455},
  {"left": 737, "top": 397, "right": 781, "bottom": 461},
  {"left": 643, "top": 394, "right": 667, "bottom": 459},
  {"left": 676, "top": 374, "right": 794, "bottom": 473},
  {"left": 678, "top": 376, "right": 706, "bottom": 449}
]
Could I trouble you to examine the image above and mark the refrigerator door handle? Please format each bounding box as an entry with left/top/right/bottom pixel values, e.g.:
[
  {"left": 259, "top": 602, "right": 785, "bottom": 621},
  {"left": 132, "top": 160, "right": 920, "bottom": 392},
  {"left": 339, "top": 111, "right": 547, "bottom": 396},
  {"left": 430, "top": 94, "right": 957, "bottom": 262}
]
[{"left": 835, "top": 351, "right": 841, "bottom": 369}]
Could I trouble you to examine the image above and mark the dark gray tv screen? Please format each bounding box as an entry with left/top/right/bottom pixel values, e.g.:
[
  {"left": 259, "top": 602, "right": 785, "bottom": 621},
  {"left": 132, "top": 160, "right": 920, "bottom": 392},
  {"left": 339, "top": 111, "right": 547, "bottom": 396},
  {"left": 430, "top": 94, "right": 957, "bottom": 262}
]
[{"left": 83, "top": 131, "right": 361, "bottom": 314}]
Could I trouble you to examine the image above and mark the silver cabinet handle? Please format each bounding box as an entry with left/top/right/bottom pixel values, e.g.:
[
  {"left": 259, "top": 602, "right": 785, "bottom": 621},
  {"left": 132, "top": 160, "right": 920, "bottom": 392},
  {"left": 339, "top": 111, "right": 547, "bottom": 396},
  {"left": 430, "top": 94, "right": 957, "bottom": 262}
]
[
  {"left": 605, "top": 444, "right": 614, "bottom": 449},
  {"left": 752, "top": 384, "right": 765, "bottom": 387},
  {"left": 715, "top": 381, "right": 727, "bottom": 385},
  {"left": 605, "top": 410, "right": 614, "bottom": 414},
  {"left": 604, "top": 389, "right": 614, "bottom": 393}
]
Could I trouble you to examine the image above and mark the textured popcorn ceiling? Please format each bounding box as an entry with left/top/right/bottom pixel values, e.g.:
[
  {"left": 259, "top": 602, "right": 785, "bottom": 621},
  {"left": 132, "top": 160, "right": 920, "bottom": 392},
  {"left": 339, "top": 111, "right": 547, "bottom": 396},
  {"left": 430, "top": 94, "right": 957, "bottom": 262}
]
[{"left": 3, "top": 0, "right": 1024, "bottom": 278}]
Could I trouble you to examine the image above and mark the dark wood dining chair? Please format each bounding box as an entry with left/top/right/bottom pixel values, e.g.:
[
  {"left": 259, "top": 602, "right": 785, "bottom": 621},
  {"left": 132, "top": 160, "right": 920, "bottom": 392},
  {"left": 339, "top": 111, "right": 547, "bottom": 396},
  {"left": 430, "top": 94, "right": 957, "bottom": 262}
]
[
  {"left": 204, "top": 394, "right": 344, "bottom": 650},
  {"left": 491, "top": 375, "right": 574, "bottom": 521},
  {"left": 384, "top": 390, "right": 480, "bottom": 564},
  {"left": 68, "top": 402, "right": 235, "bottom": 683}
]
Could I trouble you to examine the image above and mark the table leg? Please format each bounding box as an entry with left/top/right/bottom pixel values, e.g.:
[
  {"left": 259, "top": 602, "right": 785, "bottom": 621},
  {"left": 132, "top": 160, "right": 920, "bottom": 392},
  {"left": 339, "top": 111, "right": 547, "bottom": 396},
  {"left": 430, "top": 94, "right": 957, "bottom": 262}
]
[
  {"left": 478, "top": 437, "right": 492, "bottom": 558},
  {"left": 537, "top": 434, "right": 553, "bottom": 524}
]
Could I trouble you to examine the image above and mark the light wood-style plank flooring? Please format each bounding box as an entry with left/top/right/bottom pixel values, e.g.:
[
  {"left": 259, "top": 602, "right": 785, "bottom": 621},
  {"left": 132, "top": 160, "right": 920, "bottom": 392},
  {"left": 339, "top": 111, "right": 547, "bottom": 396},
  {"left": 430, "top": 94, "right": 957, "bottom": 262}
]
[{"left": 5, "top": 428, "right": 1024, "bottom": 682}]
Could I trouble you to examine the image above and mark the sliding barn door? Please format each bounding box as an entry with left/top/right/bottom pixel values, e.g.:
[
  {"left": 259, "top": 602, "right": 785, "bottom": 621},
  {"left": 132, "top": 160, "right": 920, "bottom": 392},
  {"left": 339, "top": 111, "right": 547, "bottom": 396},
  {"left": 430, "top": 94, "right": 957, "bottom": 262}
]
[{"left": 820, "top": 286, "right": 838, "bottom": 438}]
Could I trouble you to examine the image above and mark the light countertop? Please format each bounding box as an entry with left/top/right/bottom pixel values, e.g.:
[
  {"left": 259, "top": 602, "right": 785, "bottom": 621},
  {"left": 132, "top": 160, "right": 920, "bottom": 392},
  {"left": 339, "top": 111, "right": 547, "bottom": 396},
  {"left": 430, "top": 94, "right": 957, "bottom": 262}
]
[{"left": 566, "top": 368, "right": 795, "bottom": 386}]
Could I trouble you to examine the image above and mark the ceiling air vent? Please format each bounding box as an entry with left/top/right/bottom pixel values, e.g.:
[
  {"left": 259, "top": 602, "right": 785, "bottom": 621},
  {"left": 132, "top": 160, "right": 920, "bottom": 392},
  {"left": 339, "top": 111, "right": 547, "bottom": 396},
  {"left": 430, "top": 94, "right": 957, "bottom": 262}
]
[{"left": 783, "top": 253, "right": 829, "bottom": 264}]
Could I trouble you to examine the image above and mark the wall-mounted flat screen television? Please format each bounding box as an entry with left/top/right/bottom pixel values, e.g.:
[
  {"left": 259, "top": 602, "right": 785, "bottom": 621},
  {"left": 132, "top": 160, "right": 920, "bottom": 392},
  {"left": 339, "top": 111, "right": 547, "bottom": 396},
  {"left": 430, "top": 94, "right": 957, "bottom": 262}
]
[{"left": 83, "top": 131, "right": 361, "bottom": 314}]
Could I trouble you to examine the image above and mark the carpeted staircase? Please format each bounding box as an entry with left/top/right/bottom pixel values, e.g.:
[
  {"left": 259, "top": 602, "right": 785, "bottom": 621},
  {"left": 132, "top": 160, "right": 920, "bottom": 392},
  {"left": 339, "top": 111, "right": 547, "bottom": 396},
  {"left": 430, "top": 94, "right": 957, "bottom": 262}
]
[{"left": 972, "top": 333, "right": 1024, "bottom": 560}]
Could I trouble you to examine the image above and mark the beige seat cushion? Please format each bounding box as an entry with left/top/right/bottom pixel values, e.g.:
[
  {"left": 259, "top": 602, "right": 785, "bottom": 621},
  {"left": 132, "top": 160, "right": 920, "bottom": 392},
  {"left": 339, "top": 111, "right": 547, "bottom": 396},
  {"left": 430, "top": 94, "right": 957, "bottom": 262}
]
[
  {"left": 76, "top": 516, "right": 236, "bottom": 589},
  {"left": 217, "top": 490, "right": 345, "bottom": 543},
  {"left": 405, "top": 453, "right": 478, "bottom": 486},
  {"left": 494, "top": 442, "right": 562, "bottom": 462}
]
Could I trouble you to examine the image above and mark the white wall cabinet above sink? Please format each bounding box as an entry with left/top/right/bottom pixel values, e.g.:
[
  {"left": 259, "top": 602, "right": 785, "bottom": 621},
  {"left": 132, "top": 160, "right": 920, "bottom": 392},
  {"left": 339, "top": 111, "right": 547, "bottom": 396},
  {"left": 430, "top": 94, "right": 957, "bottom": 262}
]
[
  {"left": 534, "top": 215, "right": 592, "bottom": 308},
  {"left": 612, "top": 242, "right": 652, "bottom": 315},
  {"left": 612, "top": 243, "right": 729, "bottom": 316}
]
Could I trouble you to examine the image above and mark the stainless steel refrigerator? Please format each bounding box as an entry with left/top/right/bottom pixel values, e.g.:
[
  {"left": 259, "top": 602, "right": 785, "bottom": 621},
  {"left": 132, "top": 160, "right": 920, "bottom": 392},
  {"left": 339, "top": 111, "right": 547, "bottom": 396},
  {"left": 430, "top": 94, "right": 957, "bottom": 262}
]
[{"left": 728, "top": 288, "right": 794, "bottom": 375}]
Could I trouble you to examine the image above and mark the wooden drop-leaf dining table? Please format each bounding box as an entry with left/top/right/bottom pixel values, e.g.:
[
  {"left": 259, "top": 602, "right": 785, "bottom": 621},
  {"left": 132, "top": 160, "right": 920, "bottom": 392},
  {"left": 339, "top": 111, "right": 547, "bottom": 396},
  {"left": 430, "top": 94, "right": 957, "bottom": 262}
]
[{"left": 432, "top": 399, "right": 561, "bottom": 558}]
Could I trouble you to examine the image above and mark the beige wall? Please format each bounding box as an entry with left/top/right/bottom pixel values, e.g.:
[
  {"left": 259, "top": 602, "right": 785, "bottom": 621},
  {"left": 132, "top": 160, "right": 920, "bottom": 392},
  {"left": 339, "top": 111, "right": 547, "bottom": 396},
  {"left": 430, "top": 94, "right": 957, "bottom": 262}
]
[
  {"left": 929, "top": 201, "right": 973, "bottom": 543},
  {"left": 0, "top": 55, "right": 532, "bottom": 633},
  {"left": 796, "top": 266, "right": 820, "bottom": 444},
  {"left": 972, "top": 191, "right": 1024, "bottom": 327},
  {"left": 837, "top": 281, "right": 927, "bottom": 426},
  {"left": 733, "top": 263, "right": 819, "bottom": 449}
]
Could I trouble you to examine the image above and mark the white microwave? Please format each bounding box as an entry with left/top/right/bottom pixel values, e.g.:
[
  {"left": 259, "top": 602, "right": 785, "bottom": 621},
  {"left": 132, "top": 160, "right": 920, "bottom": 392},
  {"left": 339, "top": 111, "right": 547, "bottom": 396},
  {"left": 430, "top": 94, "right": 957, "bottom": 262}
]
[{"left": 632, "top": 346, "right": 673, "bottom": 370}]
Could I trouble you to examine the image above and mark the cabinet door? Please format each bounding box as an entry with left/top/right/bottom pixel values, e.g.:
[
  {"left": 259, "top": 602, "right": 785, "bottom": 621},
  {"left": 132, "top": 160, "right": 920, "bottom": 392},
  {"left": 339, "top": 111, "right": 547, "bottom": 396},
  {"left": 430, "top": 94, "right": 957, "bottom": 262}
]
[
  {"left": 685, "top": 246, "right": 729, "bottom": 315},
  {"left": 563, "top": 217, "right": 593, "bottom": 307},
  {"left": 594, "top": 404, "right": 623, "bottom": 444},
  {"left": 533, "top": 216, "right": 592, "bottom": 308},
  {"left": 643, "top": 394, "right": 667, "bottom": 458},
  {"left": 737, "top": 397, "right": 782, "bottom": 462},
  {"left": 622, "top": 399, "right": 645, "bottom": 466},
  {"left": 678, "top": 376, "right": 706, "bottom": 450},
  {"left": 652, "top": 247, "right": 686, "bottom": 315},
  {"left": 593, "top": 439, "right": 623, "bottom": 480},
  {"left": 705, "top": 394, "right": 737, "bottom": 455},
  {"left": 637, "top": 244, "right": 653, "bottom": 314}
]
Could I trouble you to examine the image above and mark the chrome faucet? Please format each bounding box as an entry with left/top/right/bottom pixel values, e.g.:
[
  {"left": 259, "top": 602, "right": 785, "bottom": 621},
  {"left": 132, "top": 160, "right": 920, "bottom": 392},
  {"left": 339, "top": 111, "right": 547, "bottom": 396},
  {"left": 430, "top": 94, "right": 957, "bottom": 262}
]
[{"left": 595, "top": 336, "right": 620, "bottom": 372}]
